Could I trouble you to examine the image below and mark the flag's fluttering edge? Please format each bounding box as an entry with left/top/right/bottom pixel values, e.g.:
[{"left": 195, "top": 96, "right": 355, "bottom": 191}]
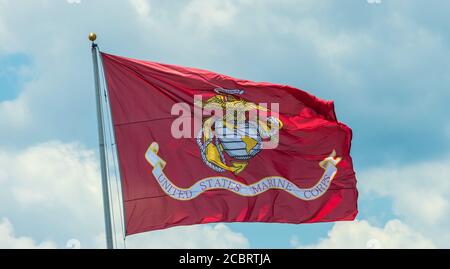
[{"left": 101, "top": 52, "right": 358, "bottom": 235}]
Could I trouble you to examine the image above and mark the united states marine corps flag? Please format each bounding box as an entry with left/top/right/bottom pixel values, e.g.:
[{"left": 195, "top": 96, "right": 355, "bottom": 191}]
[{"left": 100, "top": 52, "right": 358, "bottom": 236}]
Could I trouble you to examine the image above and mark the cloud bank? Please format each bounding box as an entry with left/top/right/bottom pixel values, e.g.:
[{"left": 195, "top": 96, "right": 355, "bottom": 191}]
[{"left": 0, "top": 0, "right": 449, "bottom": 248}]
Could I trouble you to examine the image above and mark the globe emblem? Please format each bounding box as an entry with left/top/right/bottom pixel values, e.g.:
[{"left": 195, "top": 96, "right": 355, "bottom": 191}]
[
  {"left": 215, "top": 120, "right": 262, "bottom": 160},
  {"left": 196, "top": 88, "right": 283, "bottom": 174}
]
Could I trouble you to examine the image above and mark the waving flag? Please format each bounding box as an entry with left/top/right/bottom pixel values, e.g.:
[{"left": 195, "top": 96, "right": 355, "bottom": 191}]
[{"left": 101, "top": 52, "right": 358, "bottom": 235}]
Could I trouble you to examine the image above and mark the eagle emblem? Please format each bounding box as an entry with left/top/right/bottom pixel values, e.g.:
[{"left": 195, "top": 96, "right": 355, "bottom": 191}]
[{"left": 196, "top": 88, "right": 283, "bottom": 174}]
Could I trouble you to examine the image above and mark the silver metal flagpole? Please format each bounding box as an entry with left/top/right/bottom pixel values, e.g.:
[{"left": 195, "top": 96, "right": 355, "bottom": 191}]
[{"left": 89, "top": 32, "right": 114, "bottom": 249}]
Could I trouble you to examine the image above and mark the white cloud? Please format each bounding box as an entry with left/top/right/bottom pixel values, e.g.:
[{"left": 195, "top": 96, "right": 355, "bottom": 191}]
[
  {"left": 0, "top": 141, "right": 101, "bottom": 215},
  {"left": 291, "top": 155, "right": 450, "bottom": 249},
  {"left": 0, "top": 141, "right": 249, "bottom": 249},
  {"left": 1, "top": 0, "right": 448, "bottom": 148},
  {"left": 127, "top": 224, "right": 249, "bottom": 249},
  {"left": 0, "top": 0, "right": 450, "bottom": 249},
  {"left": 0, "top": 97, "right": 30, "bottom": 129},
  {"left": 66, "top": 0, "right": 81, "bottom": 4},
  {"left": 181, "top": 0, "right": 237, "bottom": 32},
  {"left": 0, "top": 141, "right": 104, "bottom": 247},
  {"left": 0, "top": 218, "right": 57, "bottom": 249},
  {"left": 364, "top": 166, "right": 448, "bottom": 225},
  {"left": 96, "top": 223, "right": 249, "bottom": 249},
  {"left": 130, "top": 0, "right": 151, "bottom": 18},
  {"left": 293, "top": 219, "right": 435, "bottom": 249},
  {"left": 361, "top": 157, "right": 450, "bottom": 247}
]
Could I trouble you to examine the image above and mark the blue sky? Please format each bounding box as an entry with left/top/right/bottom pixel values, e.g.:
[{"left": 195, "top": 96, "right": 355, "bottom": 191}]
[{"left": 0, "top": 0, "right": 449, "bottom": 248}]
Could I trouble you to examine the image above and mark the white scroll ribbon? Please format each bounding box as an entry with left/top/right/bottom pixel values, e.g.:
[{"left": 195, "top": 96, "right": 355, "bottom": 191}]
[{"left": 145, "top": 142, "right": 341, "bottom": 201}]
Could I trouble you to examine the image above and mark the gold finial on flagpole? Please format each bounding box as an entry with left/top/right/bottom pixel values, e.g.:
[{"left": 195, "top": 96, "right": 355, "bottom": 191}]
[{"left": 88, "top": 32, "right": 97, "bottom": 42}]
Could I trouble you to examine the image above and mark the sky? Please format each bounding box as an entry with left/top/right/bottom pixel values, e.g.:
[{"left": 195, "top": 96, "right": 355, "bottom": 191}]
[{"left": 0, "top": 0, "right": 449, "bottom": 249}]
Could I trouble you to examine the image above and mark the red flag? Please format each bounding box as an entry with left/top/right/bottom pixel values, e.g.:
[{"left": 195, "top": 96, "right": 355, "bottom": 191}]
[{"left": 101, "top": 52, "right": 358, "bottom": 235}]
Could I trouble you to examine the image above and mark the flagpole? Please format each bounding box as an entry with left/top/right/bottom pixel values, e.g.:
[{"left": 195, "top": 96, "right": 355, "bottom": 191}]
[{"left": 89, "top": 32, "right": 114, "bottom": 249}]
